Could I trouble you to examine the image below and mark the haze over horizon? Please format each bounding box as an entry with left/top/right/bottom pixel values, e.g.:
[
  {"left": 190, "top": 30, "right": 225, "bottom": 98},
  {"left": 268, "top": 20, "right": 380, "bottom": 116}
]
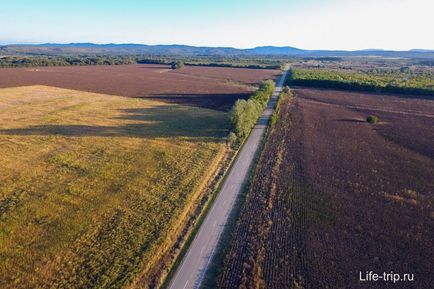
[{"left": 2, "top": 0, "right": 433, "bottom": 50}]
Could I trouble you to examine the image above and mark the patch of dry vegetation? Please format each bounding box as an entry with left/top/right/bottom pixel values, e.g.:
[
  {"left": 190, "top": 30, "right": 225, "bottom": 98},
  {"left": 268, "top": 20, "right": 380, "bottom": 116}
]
[
  {"left": 0, "top": 86, "right": 229, "bottom": 288},
  {"left": 217, "top": 87, "right": 434, "bottom": 289}
]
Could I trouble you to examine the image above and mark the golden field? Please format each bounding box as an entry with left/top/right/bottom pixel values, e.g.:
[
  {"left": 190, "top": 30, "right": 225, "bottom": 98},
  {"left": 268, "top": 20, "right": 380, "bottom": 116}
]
[{"left": 0, "top": 86, "right": 229, "bottom": 288}]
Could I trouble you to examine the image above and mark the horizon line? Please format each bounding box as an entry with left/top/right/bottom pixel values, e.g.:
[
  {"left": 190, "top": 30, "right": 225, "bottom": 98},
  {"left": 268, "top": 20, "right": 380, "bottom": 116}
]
[{"left": 0, "top": 42, "right": 433, "bottom": 52}]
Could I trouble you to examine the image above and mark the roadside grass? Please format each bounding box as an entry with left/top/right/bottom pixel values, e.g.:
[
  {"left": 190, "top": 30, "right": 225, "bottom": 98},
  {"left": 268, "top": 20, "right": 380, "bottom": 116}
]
[
  {"left": 0, "top": 86, "right": 229, "bottom": 289},
  {"left": 160, "top": 145, "right": 237, "bottom": 289}
]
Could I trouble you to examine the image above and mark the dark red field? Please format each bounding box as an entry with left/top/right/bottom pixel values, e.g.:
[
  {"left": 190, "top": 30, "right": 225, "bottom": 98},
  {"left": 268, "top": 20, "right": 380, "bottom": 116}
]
[
  {"left": 0, "top": 64, "right": 279, "bottom": 110},
  {"left": 217, "top": 88, "right": 434, "bottom": 288}
]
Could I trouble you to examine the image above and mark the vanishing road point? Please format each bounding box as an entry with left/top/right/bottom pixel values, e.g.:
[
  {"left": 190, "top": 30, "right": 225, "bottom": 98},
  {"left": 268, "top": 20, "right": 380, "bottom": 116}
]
[{"left": 168, "top": 69, "right": 289, "bottom": 289}]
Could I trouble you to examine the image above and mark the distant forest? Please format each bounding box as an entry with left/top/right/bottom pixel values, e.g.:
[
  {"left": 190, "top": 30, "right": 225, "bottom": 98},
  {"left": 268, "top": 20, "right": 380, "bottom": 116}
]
[
  {"left": 288, "top": 68, "right": 434, "bottom": 96},
  {"left": 0, "top": 55, "right": 281, "bottom": 69},
  {"left": 1, "top": 43, "right": 433, "bottom": 69}
]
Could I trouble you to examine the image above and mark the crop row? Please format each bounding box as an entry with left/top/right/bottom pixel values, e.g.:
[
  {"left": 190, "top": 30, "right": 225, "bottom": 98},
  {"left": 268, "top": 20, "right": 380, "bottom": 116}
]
[{"left": 217, "top": 94, "right": 312, "bottom": 288}]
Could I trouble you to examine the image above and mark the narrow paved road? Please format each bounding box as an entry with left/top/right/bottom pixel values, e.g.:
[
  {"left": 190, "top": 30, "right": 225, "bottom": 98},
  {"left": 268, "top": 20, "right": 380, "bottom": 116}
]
[{"left": 168, "top": 70, "right": 289, "bottom": 289}]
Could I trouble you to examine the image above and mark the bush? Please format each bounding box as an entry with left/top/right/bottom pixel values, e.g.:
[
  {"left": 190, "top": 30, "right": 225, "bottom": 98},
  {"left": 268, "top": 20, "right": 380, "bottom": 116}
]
[
  {"left": 269, "top": 113, "right": 277, "bottom": 127},
  {"left": 171, "top": 60, "right": 185, "bottom": 70},
  {"left": 270, "top": 89, "right": 291, "bottom": 127},
  {"left": 227, "top": 132, "right": 238, "bottom": 148},
  {"left": 366, "top": 115, "right": 379, "bottom": 124}
]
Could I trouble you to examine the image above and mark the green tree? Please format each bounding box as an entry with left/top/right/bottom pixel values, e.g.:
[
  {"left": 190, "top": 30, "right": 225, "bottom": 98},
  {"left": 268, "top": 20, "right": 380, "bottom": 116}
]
[
  {"left": 171, "top": 60, "right": 185, "bottom": 70},
  {"left": 229, "top": 79, "right": 276, "bottom": 139}
]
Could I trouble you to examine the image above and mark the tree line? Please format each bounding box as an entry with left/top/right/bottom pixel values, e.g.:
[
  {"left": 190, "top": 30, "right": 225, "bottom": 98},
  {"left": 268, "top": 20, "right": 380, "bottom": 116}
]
[
  {"left": 0, "top": 55, "right": 280, "bottom": 69},
  {"left": 0, "top": 55, "right": 138, "bottom": 67},
  {"left": 288, "top": 68, "right": 434, "bottom": 96},
  {"left": 229, "top": 80, "right": 275, "bottom": 141}
]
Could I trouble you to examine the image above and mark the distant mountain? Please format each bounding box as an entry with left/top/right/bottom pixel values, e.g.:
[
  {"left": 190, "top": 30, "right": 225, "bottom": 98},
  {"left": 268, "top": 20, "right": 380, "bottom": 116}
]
[
  {"left": 0, "top": 43, "right": 241, "bottom": 56},
  {"left": 409, "top": 49, "right": 434, "bottom": 53},
  {"left": 246, "top": 46, "right": 304, "bottom": 55},
  {"left": 0, "top": 43, "right": 433, "bottom": 58}
]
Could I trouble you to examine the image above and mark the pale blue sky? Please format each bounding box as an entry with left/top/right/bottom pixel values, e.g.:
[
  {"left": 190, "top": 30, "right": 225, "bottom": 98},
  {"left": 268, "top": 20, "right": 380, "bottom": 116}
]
[{"left": 1, "top": 0, "right": 433, "bottom": 50}]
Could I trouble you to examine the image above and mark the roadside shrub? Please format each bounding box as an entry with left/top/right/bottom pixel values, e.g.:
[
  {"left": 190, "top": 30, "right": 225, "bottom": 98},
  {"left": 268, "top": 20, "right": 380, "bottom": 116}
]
[
  {"left": 270, "top": 90, "right": 290, "bottom": 127},
  {"left": 227, "top": 132, "right": 238, "bottom": 148},
  {"left": 269, "top": 113, "right": 277, "bottom": 127},
  {"left": 366, "top": 115, "right": 379, "bottom": 124}
]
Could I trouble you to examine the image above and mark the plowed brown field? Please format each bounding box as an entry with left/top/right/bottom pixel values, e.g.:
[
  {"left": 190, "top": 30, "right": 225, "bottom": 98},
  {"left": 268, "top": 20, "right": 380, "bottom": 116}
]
[
  {"left": 217, "top": 88, "right": 434, "bottom": 289},
  {"left": 0, "top": 64, "right": 279, "bottom": 111}
]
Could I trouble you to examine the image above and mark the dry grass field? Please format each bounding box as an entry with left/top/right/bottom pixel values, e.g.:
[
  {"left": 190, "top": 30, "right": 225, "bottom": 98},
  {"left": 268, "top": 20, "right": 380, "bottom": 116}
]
[{"left": 0, "top": 86, "right": 230, "bottom": 288}]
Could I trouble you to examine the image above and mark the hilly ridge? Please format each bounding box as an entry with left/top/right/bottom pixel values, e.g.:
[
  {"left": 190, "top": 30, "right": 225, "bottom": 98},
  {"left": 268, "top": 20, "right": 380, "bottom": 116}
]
[{"left": 1, "top": 43, "right": 433, "bottom": 58}]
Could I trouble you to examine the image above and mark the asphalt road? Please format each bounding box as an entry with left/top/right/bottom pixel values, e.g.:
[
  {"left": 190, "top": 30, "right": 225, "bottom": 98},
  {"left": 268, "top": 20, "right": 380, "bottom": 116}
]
[{"left": 168, "top": 70, "right": 289, "bottom": 289}]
